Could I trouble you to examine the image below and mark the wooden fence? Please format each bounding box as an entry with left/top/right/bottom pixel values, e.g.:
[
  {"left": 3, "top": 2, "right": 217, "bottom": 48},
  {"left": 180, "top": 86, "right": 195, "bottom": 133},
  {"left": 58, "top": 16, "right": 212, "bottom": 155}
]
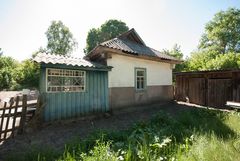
[
  {"left": 174, "top": 70, "right": 240, "bottom": 108},
  {"left": 0, "top": 95, "right": 38, "bottom": 143}
]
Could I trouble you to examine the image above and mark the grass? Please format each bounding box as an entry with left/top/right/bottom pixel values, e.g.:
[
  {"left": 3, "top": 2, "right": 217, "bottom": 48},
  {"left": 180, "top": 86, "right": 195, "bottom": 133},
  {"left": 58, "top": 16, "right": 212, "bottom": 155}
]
[{"left": 5, "top": 106, "right": 240, "bottom": 161}]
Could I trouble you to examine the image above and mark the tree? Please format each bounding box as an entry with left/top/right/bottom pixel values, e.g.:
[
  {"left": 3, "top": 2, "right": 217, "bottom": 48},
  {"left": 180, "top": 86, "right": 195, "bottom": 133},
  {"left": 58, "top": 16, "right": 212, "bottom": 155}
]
[
  {"left": 199, "top": 8, "right": 240, "bottom": 53},
  {"left": 168, "top": 44, "right": 183, "bottom": 59},
  {"left": 0, "top": 56, "right": 18, "bottom": 90},
  {"left": 187, "top": 47, "right": 221, "bottom": 71},
  {"left": 183, "top": 8, "right": 240, "bottom": 71},
  {"left": 45, "top": 20, "right": 77, "bottom": 55},
  {"left": 163, "top": 44, "right": 185, "bottom": 72},
  {"left": 205, "top": 52, "right": 240, "bottom": 70},
  {"left": 15, "top": 59, "right": 40, "bottom": 88},
  {"left": 84, "top": 19, "right": 129, "bottom": 53}
]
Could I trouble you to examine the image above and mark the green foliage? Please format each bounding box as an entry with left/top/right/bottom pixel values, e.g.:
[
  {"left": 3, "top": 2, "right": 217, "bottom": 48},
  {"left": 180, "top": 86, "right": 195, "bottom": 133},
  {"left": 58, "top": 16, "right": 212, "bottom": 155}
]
[
  {"left": 205, "top": 52, "right": 240, "bottom": 70},
  {"left": 199, "top": 8, "right": 240, "bottom": 53},
  {"left": 84, "top": 19, "right": 129, "bottom": 53},
  {"left": 164, "top": 44, "right": 185, "bottom": 72},
  {"left": 186, "top": 50, "right": 240, "bottom": 71},
  {"left": 0, "top": 55, "right": 40, "bottom": 90},
  {"left": 182, "top": 8, "right": 240, "bottom": 71},
  {"left": 45, "top": 20, "right": 78, "bottom": 55},
  {"left": 168, "top": 44, "right": 183, "bottom": 60},
  {"left": 0, "top": 56, "right": 18, "bottom": 90},
  {"left": 178, "top": 133, "right": 240, "bottom": 161},
  {"left": 15, "top": 59, "right": 40, "bottom": 89},
  {"left": 7, "top": 107, "right": 240, "bottom": 161},
  {"left": 0, "top": 48, "right": 3, "bottom": 56}
]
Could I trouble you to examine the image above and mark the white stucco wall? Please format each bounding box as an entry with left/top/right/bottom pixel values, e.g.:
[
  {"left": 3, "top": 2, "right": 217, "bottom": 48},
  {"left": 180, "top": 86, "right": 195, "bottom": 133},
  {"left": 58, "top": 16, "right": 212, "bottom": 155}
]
[{"left": 107, "top": 54, "right": 173, "bottom": 87}]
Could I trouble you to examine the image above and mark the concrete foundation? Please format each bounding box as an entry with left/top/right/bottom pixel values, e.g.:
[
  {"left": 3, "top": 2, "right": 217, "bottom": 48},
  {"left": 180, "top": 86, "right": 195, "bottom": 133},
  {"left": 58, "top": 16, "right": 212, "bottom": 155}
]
[{"left": 109, "top": 85, "right": 173, "bottom": 109}]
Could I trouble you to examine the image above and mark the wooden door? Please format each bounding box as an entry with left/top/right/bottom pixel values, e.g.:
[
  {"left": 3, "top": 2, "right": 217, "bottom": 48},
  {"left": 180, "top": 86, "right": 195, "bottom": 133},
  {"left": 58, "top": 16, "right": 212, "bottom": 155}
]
[
  {"left": 188, "top": 78, "right": 205, "bottom": 105},
  {"left": 207, "top": 79, "right": 232, "bottom": 108}
]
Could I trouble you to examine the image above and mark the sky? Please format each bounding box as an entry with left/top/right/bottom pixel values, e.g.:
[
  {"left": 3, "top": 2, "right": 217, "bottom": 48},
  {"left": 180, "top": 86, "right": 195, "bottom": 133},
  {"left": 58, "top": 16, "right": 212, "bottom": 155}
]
[{"left": 0, "top": 0, "right": 239, "bottom": 61}]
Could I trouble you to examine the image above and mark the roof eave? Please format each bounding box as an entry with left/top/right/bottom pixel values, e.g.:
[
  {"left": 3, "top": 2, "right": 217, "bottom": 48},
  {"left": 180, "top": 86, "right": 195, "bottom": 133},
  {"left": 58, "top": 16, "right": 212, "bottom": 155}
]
[
  {"left": 88, "top": 45, "right": 182, "bottom": 64},
  {"left": 39, "top": 62, "right": 112, "bottom": 71}
]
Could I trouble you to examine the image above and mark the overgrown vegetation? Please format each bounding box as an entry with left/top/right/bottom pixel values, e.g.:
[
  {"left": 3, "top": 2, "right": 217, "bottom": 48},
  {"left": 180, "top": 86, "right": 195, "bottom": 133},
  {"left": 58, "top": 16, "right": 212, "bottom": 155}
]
[
  {"left": 0, "top": 55, "right": 39, "bottom": 90},
  {"left": 6, "top": 108, "right": 240, "bottom": 161},
  {"left": 181, "top": 7, "right": 240, "bottom": 71}
]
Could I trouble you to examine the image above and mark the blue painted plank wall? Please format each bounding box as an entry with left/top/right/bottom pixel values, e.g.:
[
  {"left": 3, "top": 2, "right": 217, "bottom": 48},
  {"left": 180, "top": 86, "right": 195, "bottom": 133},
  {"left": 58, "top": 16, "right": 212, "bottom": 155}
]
[{"left": 39, "top": 66, "right": 109, "bottom": 121}]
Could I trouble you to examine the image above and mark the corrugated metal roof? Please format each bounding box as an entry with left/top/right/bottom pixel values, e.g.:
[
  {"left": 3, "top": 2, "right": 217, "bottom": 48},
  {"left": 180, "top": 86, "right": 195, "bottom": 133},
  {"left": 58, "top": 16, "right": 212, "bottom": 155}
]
[
  {"left": 100, "top": 37, "right": 179, "bottom": 61},
  {"left": 33, "top": 53, "right": 109, "bottom": 69}
]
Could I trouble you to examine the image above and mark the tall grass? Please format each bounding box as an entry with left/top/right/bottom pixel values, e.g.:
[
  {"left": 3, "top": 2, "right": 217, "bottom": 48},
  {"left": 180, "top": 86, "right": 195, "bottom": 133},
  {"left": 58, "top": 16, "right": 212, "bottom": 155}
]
[{"left": 6, "top": 108, "right": 240, "bottom": 161}]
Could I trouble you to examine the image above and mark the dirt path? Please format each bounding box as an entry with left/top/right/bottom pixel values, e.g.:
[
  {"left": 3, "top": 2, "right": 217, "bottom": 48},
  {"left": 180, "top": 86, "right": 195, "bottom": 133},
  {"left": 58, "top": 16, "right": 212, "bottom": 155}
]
[{"left": 0, "top": 102, "right": 189, "bottom": 159}]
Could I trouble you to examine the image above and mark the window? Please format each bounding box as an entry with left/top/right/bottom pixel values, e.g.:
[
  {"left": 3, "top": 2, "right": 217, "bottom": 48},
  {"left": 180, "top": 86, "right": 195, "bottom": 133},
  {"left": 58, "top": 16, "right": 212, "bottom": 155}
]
[
  {"left": 135, "top": 68, "right": 146, "bottom": 90},
  {"left": 46, "top": 68, "right": 85, "bottom": 92}
]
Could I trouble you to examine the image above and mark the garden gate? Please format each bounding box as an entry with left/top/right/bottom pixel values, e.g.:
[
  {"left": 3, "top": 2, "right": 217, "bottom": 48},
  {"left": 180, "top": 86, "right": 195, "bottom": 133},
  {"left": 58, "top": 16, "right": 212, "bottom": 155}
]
[{"left": 175, "top": 70, "right": 240, "bottom": 108}]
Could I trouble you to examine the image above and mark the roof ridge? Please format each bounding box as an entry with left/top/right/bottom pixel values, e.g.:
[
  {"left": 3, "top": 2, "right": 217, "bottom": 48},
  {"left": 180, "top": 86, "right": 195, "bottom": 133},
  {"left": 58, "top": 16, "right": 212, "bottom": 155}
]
[
  {"left": 42, "top": 52, "right": 84, "bottom": 60},
  {"left": 118, "top": 28, "right": 146, "bottom": 46}
]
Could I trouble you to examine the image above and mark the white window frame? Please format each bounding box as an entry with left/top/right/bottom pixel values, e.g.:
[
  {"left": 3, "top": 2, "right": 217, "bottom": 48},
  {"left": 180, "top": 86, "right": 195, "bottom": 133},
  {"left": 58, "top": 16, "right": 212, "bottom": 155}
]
[
  {"left": 135, "top": 68, "right": 146, "bottom": 91},
  {"left": 46, "top": 68, "right": 86, "bottom": 93}
]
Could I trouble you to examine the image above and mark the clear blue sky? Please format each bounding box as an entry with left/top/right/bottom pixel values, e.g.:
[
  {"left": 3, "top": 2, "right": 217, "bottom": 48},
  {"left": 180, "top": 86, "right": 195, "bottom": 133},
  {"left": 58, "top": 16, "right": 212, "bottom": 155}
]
[{"left": 0, "top": 0, "right": 239, "bottom": 61}]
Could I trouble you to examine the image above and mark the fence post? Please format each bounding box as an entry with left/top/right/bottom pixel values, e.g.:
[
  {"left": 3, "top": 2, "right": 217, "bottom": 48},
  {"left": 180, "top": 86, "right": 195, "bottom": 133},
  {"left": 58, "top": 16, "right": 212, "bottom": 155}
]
[
  {"left": 18, "top": 94, "right": 27, "bottom": 134},
  {"left": 12, "top": 96, "right": 19, "bottom": 138}
]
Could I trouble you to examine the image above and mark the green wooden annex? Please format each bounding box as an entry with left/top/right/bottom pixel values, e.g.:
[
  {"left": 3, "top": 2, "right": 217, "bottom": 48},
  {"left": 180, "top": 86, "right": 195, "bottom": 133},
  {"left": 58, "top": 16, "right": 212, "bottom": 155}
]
[{"left": 34, "top": 53, "right": 111, "bottom": 121}]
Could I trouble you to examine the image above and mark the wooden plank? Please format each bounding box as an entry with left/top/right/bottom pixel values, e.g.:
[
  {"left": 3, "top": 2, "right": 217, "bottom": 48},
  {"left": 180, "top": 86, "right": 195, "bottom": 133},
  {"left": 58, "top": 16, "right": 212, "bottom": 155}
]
[
  {"left": 0, "top": 102, "right": 37, "bottom": 110},
  {"left": 12, "top": 96, "right": 20, "bottom": 137},
  {"left": 188, "top": 78, "right": 205, "bottom": 105},
  {"left": 0, "top": 102, "right": 7, "bottom": 134},
  {"left": 3, "top": 98, "right": 14, "bottom": 139},
  {"left": 208, "top": 79, "right": 232, "bottom": 108},
  {"left": 18, "top": 95, "right": 27, "bottom": 134}
]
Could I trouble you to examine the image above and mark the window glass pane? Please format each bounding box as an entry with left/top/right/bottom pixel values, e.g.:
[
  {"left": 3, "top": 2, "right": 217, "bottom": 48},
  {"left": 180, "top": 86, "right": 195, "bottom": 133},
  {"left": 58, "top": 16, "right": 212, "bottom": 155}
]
[
  {"left": 52, "top": 87, "right": 57, "bottom": 91},
  {"left": 140, "top": 81, "right": 144, "bottom": 89},
  {"left": 48, "top": 76, "right": 61, "bottom": 86},
  {"left": 57, "top": 87, "right": 62, "bottom": 91},
  {"left": 137, "top": 70, "right": 144, "bottom": 76},
  {"left": 137, "top": 80, "right": 140, "bottom": 89}
]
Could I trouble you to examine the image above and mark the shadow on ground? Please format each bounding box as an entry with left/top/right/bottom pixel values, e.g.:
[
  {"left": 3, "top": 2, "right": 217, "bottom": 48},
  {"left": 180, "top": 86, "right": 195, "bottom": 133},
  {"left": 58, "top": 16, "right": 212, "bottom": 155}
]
[{"left": 0, "top": 101, "right": 237, "bottom": 160}]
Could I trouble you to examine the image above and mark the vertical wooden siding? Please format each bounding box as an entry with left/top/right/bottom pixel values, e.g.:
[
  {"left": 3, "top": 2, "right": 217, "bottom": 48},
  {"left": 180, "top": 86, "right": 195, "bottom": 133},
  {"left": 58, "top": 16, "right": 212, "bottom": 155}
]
[
  {"left": 207, "top": 79, "right": 232, "bottom": 107},
  {"left": 175, "top": 70, "right": 240, "bottom": 108},
  {"left": 188, "top": 78, "right": 205, "bottom": 105},
  {"left": 40, "top": 68, "right": 109, "bottom": 121}
]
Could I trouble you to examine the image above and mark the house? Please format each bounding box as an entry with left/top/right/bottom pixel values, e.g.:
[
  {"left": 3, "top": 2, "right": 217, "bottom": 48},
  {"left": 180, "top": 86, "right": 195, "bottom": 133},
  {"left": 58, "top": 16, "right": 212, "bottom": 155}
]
[
  {"left": 85, "top": 28, "right": 180, "bottom": 109},
  {"left": 34, "top": 28, "right": 181, "bottom": 121}
]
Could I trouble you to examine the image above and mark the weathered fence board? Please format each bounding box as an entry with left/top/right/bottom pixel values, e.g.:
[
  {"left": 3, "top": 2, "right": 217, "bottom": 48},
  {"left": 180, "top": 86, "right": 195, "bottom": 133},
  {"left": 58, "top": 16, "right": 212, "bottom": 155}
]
[
  {"left": 175, "top": 70, "right": 240, "bottom": 108},
  {"left": 188, "top": 78, "right": 205, "bottom": 105},
  {"left": 0, "top": 95, "right": 37, "bottom": 143},
  {"left": 207, "top": 79, "right": 232, "bottom": 107}
]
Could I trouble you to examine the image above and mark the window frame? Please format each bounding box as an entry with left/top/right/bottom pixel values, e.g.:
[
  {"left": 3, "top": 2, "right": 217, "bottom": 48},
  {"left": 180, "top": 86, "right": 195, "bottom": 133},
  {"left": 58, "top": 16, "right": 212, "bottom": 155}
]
[
  {"left": 135, "top": 68, "right": 147, "bottom": 91},
  {"left": 46, "top": 68, "right": 86, "bottom": 93}
]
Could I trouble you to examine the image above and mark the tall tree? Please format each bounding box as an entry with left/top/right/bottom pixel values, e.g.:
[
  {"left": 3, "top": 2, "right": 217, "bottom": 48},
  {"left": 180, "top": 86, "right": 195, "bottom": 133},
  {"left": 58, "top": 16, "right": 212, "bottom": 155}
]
[
  {"left": 84, "top": 19, "right": 129, "bottom": 53},
  {"left": 0, "top": 56, "right": 18, "bottom": 90},
  {"left": 0, "top": 48, "right": 3, "bottom": 56},
  {"left": 199, "top": 8, "right": 240, "bottom": 53},
  {"left": 45, "top": 20, "right": 77, "bottom": 55},
  {"left": 182, "top": 8, "right": 240, "bottom": 72},
  {"left": 168, "top": 44, "right": 183, "bottom": 59},
  {"left": 164, "top": 44, "right": 185, "bottom": 72}
]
